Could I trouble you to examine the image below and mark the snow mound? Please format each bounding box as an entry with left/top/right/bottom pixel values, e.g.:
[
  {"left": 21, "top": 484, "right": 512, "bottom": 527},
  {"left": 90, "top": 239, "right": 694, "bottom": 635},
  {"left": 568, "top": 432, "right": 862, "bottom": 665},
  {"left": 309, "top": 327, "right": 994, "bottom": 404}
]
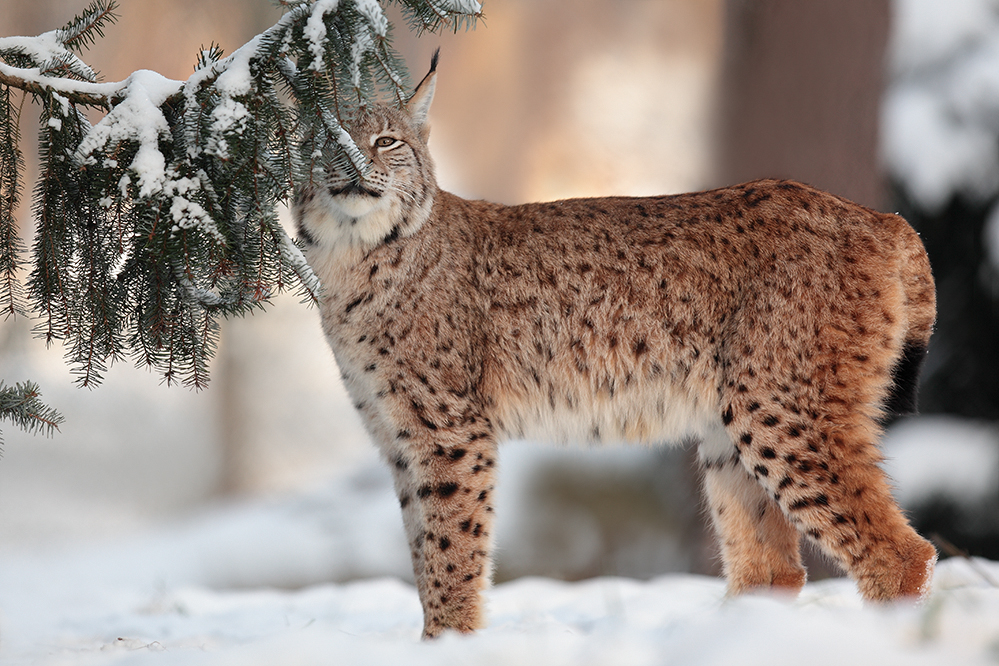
[
  {"left": 2, "top": 560, "right": 998, "bottom": 665},
  {"left": 882, "top": 0, "right": 999, "bottom": 222},
  {"left": 882, "top": 416, "right": 999, "bottom": 508}
]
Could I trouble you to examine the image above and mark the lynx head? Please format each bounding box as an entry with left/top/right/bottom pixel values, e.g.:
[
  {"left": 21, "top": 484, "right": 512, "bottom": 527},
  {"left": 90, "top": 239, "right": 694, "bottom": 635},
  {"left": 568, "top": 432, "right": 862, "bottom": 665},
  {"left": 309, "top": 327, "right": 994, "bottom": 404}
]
[{"left": 294, "top": 53, "right": 439, "bottom": 251}]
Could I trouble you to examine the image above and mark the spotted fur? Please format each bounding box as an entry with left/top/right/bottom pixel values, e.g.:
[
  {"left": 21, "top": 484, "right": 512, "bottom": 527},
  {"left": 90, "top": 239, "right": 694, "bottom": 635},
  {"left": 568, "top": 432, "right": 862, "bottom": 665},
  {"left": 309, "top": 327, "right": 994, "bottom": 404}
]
[{"left": 294, "top": 59, "right": 938, "bottom": 638}]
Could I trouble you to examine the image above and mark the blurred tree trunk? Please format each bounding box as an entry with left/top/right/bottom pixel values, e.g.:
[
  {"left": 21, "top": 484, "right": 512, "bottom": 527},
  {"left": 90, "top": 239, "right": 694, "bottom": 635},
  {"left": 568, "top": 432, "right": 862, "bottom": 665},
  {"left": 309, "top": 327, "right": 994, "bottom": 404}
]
[
  {"left": 714, "top": 0, "right": 892, "bottom": 579},
  {"left": 717, "top": 0, "right": 891, "bottom": 210}
]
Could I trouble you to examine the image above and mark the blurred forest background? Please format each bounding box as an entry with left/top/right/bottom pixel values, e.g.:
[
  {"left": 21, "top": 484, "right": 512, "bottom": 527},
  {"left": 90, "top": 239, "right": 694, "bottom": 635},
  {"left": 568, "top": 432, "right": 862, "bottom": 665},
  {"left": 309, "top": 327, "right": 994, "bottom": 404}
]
[{"left": 1, "top": 0, "right": 997, "bottom": 586}]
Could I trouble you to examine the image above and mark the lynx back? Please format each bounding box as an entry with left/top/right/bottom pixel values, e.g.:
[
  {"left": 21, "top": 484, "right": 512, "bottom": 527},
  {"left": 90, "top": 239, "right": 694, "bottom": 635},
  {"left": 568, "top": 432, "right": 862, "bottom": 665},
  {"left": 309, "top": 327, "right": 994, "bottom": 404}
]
[{"left": 294, "top": 58, "right": 937, "bottom": 638}]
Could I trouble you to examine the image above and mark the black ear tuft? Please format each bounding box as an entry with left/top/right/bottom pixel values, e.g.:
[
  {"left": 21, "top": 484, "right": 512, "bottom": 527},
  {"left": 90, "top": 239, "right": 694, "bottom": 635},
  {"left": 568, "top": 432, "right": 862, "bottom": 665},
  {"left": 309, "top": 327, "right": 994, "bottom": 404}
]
[{"left": 429, "top": 47, "right": 440, "bottom": 74}]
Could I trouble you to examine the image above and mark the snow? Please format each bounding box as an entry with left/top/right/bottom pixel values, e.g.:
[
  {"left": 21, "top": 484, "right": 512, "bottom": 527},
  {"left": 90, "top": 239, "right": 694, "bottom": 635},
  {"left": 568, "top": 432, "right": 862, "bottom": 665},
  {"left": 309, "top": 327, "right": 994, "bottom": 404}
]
[
  {"left": 165, "top": 173, "right": 224, "bottom": 243},
  {"left": 303, "top": 0, "right": 340, "bottom": 71},
  {"left": 1, "top": 474, "right": 998, "bottom": 665},
  {"left": 0, "top": 29, "right": 96, "bottom": 82},
  {"left": 355, "top": 0, "right": 389, "bottom": 38},
  {"left": 887, "top": 0, "right": 998, "bottom": 76},
  {"left": 882, "top": 0, "right": 999, "bottom": 214},
  {"left": 2, "top": 425, "right": 998, "bottom": 665},
  {"left": 433, "top": 0, "right": 483, "bottom": 16},
  {"left": 205, "top": 97, "right": 250, "bottom": 159},
  {"left": 3, "top": 1, "right": 997, "bottom": 662},
  {"left": 3, "top": 332, "right": 998, "bottom": 665},
  {"left": 75, "top": 69, "right": 181, "bottom": 198},
  {"left": 881, "top": 83, "right": 999, "bottom": 212},
  {"left": 276, "top": 224, "right": 323, "bottom": 299},
  {"left": 349, "top": 23, "right": 375, "bottom": 89},
  {"left": 882, "top": 416, "right": 999, "bottom": 508}
]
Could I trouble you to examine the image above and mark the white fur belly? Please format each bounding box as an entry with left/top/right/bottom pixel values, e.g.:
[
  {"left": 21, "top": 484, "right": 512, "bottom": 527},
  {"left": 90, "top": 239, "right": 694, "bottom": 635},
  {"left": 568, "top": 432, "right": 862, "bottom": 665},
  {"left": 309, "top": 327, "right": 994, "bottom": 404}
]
[{"left": 489, "top": 376, "right": 722, "bottom": 448}]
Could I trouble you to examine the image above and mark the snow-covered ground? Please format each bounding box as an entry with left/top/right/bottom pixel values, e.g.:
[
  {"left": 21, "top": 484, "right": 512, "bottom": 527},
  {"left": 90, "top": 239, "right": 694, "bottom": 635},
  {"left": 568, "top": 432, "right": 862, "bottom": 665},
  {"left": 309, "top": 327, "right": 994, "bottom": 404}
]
[
  {"left": 3, "top": 0, "right": 999, "bottom": 662},
  {"left": 2, "top": 465, "right": 998, "bottom": 666},
  {"left": 1, "top": 424, "right": 998, "bottom": 666},
  {"left": 0, "top": 403, "right": 994, "bottom": 666}
]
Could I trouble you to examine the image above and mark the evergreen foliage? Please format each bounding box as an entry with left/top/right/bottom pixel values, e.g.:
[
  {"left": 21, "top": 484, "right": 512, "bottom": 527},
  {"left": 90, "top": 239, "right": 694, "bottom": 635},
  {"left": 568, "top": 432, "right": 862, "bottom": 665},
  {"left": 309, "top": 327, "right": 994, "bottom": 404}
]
[
  {"left": 0, "top": 0, "right": 480, "bottom": 439},
  {"left": 0, "top": 381, "right": 63, "bottom": 446}
]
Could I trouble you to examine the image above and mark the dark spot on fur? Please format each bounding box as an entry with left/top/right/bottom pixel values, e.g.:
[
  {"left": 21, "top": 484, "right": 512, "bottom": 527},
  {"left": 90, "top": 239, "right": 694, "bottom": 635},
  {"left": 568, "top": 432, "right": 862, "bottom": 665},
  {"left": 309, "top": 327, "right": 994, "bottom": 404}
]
[
  {"left": 754, "top": 465, "right": 769, "bottom": 477},
  {"left": 763, "top": 414, "right": 780, "bottom": 427},
  {"left": 761, "top": 447, "right": 776, "bottom": 459},
  {"left": 722, "top": 406, "right": 734, "bottom": 425},
  {"left": 344, "top": 296, "right": 364, "bottom": 314},
  {"left": 437, "top": 482, "right": 459, "bottom": 498},
  {"left": 439, "top": 536, "right": 451, "bottom": 550},
  {"left": 383, "top": 225, "right": 400, "bottom": 245}
]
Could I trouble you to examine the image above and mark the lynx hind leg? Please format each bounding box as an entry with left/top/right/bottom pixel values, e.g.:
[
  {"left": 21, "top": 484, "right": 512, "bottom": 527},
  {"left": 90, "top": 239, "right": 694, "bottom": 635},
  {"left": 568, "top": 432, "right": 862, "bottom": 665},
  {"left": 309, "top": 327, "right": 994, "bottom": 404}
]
[
  {"left": 699, "top": 427, "right": 806, "bottom": 595},
  {"left": 384, "top": 424, "right": 499, "bottom": 638},
  {"left": 720, "top": 378, "right": 936, "bottom": 602}
]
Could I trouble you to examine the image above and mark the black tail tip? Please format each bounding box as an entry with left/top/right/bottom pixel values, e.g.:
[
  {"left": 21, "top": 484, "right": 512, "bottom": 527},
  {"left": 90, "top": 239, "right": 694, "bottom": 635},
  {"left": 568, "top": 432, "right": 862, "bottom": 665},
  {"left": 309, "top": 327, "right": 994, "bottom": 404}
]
[{"left": 884, "top": 341, "right": 928, "bottom": 417}]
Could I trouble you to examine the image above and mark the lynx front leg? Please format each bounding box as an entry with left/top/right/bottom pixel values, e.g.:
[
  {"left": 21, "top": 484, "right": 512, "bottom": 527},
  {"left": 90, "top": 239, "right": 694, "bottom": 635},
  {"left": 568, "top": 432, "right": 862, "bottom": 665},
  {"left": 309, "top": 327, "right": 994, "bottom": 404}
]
[
  {"left": 385, "top": 425, "right": 498, "bottom": 638},
  {"left": 699, "top": 427, "right": 806, "bottom": 594}
]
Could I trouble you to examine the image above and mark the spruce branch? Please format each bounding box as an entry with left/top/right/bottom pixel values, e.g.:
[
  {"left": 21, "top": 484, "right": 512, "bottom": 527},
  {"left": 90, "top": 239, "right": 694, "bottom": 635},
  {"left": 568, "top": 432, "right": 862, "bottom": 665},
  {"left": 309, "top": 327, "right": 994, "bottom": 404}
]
[
  {"left": 0, "top": 0, "right": 481, "bottom": 433},
  {"left": 0, "top": 381, "right": 63, "bottom": 445},
  {"left": 57, "top": 0, "right": 120, "bottom": 54},
  {"left": 0, "top": 85, "right": 26, "bottom": 319}
]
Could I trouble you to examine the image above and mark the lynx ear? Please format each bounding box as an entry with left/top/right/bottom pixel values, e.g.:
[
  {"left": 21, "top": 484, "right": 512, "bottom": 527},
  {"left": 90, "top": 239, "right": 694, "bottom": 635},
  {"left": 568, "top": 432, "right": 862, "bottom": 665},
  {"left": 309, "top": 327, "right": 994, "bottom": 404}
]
[{"left": 406, "top": 48, "right": 438, "bottom": 136}]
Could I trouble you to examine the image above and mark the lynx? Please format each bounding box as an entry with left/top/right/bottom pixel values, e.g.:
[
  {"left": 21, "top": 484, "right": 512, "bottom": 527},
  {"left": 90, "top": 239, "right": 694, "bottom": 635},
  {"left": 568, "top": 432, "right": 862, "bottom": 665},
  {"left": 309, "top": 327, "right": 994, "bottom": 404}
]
[{"left": 293, "top": 54, "right": 938, "bottom": 638}]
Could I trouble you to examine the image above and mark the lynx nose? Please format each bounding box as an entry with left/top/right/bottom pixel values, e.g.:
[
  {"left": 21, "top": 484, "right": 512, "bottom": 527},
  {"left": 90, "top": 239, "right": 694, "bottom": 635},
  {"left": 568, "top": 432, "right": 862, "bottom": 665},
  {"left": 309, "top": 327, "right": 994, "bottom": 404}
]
[{"left": 328, "top": 181, "right": 382, "bottom": 198}]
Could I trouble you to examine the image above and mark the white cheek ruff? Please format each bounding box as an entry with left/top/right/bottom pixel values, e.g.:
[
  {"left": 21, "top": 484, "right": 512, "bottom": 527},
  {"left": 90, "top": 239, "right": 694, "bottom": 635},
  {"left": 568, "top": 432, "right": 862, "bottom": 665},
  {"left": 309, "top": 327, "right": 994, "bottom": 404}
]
[
  {"left": 335, "top": 193, "right": 383, "bottom": 218},
  {"left": 299, "top": 190, "right": 403, "bottom": 251}
]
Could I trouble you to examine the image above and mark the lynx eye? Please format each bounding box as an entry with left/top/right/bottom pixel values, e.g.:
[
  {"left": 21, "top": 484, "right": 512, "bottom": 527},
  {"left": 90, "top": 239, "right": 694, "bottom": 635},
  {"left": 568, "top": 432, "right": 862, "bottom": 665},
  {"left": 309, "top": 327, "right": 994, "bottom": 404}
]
[{"left": 374, "top": 136, "right": 398, "bottom": 148}]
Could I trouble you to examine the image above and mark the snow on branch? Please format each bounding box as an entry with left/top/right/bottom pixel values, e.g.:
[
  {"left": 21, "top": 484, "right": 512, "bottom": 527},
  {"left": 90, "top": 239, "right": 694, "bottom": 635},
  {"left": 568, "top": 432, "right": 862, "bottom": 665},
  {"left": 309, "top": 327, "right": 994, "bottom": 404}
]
[{"left": 0, "top": 0, "right": 480, "bottom": 397}]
